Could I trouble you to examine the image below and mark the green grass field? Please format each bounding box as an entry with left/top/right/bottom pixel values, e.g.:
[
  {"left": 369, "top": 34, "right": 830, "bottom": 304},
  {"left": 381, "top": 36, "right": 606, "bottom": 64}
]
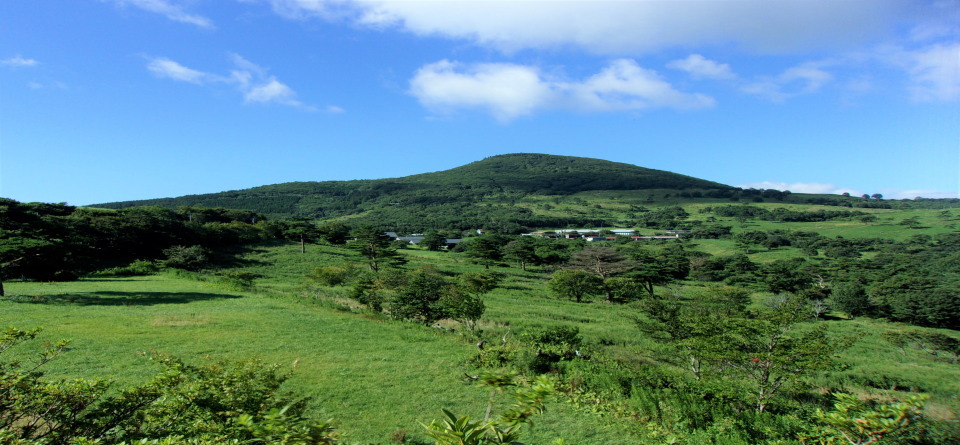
[
  {"left": 1, "top": 272, "right": 636, "bottom": 444},
  {"left": 3, "top": 202, "right": 958, "bottom": 443}
]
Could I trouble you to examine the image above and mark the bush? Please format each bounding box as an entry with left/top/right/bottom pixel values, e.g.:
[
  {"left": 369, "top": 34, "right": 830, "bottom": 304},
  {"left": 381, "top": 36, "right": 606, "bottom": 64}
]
[
  {"left": 91, "top": 259, "right": 161, "bottom": 277},
  {"left": 0, "top": 327, "right": 337, "bottom": 444}
]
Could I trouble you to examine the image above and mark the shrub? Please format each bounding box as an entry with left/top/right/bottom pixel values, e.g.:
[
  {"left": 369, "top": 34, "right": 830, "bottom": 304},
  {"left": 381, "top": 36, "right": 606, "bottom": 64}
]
[{"left": 91, "top": 259, "right": 161, "bottom": 277}]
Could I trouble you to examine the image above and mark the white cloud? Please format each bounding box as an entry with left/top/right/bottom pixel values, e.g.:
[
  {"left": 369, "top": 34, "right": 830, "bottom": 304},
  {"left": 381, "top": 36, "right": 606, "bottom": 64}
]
[
  {"left": 906, "top": 43, "right": 960, "bottom": 102},
  {"left": 567, "top": 59, "right": 715, "bottom": 111},
  {"left": 108, "top": 0, "right": 214, "bottom": 28},
  {"left": 739, "top": 182, "right": 960, "bottom": 199},
  {"left": 409, "top": 59, "right": 713, "bottom": 121},
  {"left": 667, "top": 54, "right": 736, "bottom": 80},
  {"left": 1, "top": 55, "right": 39, "bottom": 67},
  {"left": 884, "top": 189, "right": 960, "bottom": 200},
  {"left": 266, "top": 0, "right": 911, "bottom": 55},
  {"left": 738, "top": 181, "right": 859, "bottom": 196},
  {"left": 147, "top": 57, "right": 215, "bottom": 83},
  {"left": 742, "top": 63, "right": 833, "bottom": 102},
  {"left": 146, "top": 55, "right": 323, "bottom": 110},
  {"left": 409, "top": 60, "right": 552, "bottom": 121},
  {"left": 27, "top": 81, "right": 68, "bottom": 90}
]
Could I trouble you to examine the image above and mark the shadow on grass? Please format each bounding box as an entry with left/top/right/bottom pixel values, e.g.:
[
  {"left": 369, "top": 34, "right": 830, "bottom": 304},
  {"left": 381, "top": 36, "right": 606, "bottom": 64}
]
[{"left": 5, "top": 291, "right": 241, "bottom": 306}]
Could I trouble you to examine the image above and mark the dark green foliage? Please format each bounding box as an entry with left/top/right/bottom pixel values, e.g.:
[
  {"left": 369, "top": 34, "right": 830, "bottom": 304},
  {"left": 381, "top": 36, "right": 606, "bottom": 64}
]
[
  {"left": 163, "top": 245, "right": 210, "bottom": 271},
  {"left": 759, "top": 258, "right": 812, "bottom": 294},
  {"left": 703, "top": 204, "right": 866, "bottom": 223},
  {"left": 636, "top": 206, "right": 690, "bottom": 229},
  {"left": 439, "top": 286, "right": 486, "bottom": 331},
  {"left": 315, "top": 222, "right": 350, "bottom": 245},
  {"left": 389, "top": 269, "right": 453, "bottom": 324},
  {"left": 462, "top": 235, "right": 509, "bottom": 269},
  {"left": 92, "top": 154, "right": 731, "bottom": 231},
  {"left": 420, "top": 230, "right": 448, "bottom": 251},
  {"left": 306, "top": 265, "right": 355, "bottom": 287},
  {"left": 0, "top": 199, "right": 272, "bottom": 283},
  {"left": 622, "top": 244, "right": 689, "bottom": 295},
  {"left": 349, "top": 226, "right": 404, "bottom": 272},
  {"left": 91, "top": 259, "right": 162, "bottom": 277},
  {"left": 830, "top": 281, "right": 871, "bottom": 318},
  {"left": 548, "top": 269, "right": 602, "bottom": 303}
]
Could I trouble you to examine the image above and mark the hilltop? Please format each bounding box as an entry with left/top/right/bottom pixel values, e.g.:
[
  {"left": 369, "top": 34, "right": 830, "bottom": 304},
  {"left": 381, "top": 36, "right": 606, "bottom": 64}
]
[{"left": 93, "top": 154, "right": 729, "bottom": 228}]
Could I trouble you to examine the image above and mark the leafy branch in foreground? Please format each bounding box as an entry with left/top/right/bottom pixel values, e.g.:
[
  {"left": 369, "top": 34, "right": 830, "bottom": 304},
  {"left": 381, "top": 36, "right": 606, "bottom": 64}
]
[
  {"left": 802, "top": 393, "right": 928, "bottom": 445},
  {"left": 423, "top": 372, "right": 557, "bottom": 445},
  {"left": 0, "top": 327, "right": 338, "bottom": 445}
]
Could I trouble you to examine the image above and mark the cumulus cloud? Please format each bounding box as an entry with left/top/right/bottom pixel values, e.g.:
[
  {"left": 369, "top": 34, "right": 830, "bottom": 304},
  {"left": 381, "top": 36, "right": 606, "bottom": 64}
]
[
  {"left": 409, "top": 59, "right": 713, "bottom": 121},
  {"left": 107, "top": 0, "right": 214, "bottom": 28},
  {"left": 409, "top": 60, "right": 552, "bottom": 121},
  {"left": 1, "top": 55, "right": 39, "bottom": 67},
  {"left": 145, "top": 55, "right": 322, "bottom": 110},
  {"left": 668, "top": 54, "right": 736, "bottom": 80},
  {"left": 265, "top": 0, "right": 910, "bottom": 55}
]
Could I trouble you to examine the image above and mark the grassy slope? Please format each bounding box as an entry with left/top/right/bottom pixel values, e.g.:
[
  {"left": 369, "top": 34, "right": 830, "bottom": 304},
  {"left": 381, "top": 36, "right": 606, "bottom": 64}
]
[
  {"left": 4, "top": 203, "right": 958, "bottom": 442},
  {"left": 1, "top": 264, "right": 632, "bottom": 443}
]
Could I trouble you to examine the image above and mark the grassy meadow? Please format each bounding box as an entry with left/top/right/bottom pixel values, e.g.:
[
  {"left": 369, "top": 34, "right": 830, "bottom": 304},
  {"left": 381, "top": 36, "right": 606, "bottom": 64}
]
[
  {"left": 3, "top": 200, "right": 959, "bottom": 443},
  {"left": 2, "top": 255, "right": 635, "bottom": 443}
]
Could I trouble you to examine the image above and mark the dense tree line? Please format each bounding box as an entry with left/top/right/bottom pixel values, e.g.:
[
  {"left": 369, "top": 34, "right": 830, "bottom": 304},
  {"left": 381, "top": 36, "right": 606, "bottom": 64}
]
[
  {"left": 701, "top": 204, "right": 866, "bottom": 222},
  {"left": 0, "top": 199, "right": 349, "bottom": 292}
]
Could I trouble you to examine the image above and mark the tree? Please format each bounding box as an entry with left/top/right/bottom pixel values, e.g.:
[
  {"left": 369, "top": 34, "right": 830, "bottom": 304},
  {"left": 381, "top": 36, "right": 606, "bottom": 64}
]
[
  {"left": 315, "top": 222, "right": 350, "bottom": 245},
  {"left": 723, "top": 295, "right": 855, "bottom": 412},
  {"left": 636, "top": 287, "right": 751, "bottom": 380},
  {"left": 624, "top": 245, "right": 689, "bottom": 296},
  {"left": 440, "top": 286, "right": 486, "bottom": 331},
  {"left": 162, "top": 245, "right": 209, "bottom": 271},
  {"left": 390, "top": 269, "right": 451, "bottom": 324},
  {"left": 420, "top": 230, "right": 448, "bottom": 251},
  {"left": 604, "top": 277, "right": 643, "bottom": 303},
  {"left": 464, "top": 235, "right": 506, "bottom": 269},
  {"left": 459, "top": 271, "right": 504, "bottom": 295},
  {"left": 871, "top": 193, "right": 883, "bottom": 200},
  {"left": 350, "top": 226, "right": 404, "bottom": 272},
  {"left": 830, "top": 281, "right": 871, "bottom": 319},
  {"left": 566, "top": 246, "right": 635, "bottom": 300},
  {"left": 760, "top": 258, "right": 812, "bottom": 294},
  {"left": 548, "top": 269, "right": 602, "bottom": 303},
  {"left": 423, "top": 374, "right": 555, "bottom": 445},
  {"left": 282, "top": 218, "right": 321, "bottom": 253},
  {"left": 502, "top": 237, "right": 540, "bottom": 271}
]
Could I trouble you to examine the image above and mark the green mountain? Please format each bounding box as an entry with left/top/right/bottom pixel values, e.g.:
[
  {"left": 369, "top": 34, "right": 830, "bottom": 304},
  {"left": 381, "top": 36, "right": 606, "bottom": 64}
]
[{"left": 94, "top": 153, "right": 731, "bottom": 231}]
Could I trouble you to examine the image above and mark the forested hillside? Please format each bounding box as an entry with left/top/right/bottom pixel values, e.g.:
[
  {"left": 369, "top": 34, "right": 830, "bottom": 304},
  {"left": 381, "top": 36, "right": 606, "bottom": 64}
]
[
  {"left": 93, "top": 154, "right": 733, "bottom": 226},
  {"left": 91, "top": 154, "right": 949, "bottom": 233}
]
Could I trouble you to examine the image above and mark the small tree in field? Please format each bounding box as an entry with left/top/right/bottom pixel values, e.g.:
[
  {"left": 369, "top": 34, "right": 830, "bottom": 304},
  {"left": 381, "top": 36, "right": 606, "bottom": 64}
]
[
  {"left": 830, "top": 281, "right": 871, "bottom": 319},
  {"left": 390, "top": 269, "right": 451, "bottom": 324},
  {"left": 350, "top": 226, "right": 404, "bottom": 272},
  {"left": 548, "top": 269, "right": 602, "bottom": 303}
]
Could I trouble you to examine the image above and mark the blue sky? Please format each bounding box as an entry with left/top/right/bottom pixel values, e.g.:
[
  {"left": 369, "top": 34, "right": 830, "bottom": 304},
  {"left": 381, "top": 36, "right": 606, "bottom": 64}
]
[{"left": 1, "top": 0, "right": 958, "bottom": 206}]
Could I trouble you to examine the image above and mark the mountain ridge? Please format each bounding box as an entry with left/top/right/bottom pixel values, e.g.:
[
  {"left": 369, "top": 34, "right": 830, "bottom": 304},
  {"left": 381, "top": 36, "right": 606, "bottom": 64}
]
[{"left": 92, "top": 153, "right": 733, "bottom": 231}]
